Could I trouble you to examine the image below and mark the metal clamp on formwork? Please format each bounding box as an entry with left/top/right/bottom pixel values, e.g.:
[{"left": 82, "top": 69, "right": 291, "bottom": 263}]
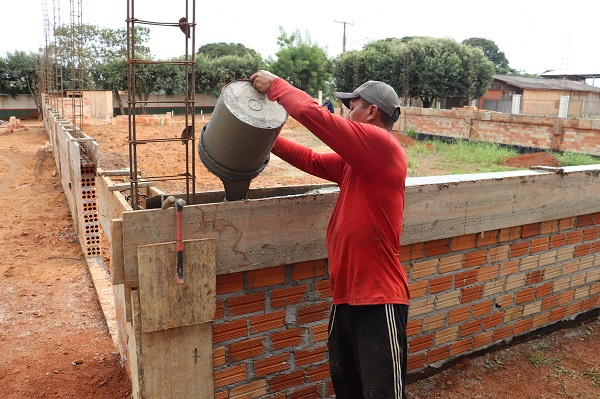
[{"left": 161, "top": 195, "right": 186, "bottom": 283}]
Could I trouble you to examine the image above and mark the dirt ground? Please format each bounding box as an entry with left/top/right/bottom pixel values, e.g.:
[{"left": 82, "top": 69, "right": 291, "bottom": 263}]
[{"left": 0, "top": 116, "right": 598, "bottom": 399}]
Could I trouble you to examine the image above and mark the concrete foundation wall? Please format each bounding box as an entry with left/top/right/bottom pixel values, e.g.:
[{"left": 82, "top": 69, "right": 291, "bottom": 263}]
[{"left": 397, "top": 107, "right": 600, "bottom": 156}]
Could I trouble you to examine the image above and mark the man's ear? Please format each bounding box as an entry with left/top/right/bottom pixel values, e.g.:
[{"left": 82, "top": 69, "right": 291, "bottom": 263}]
[{"left": 366, "top": 104, "right": 379, "bottom": 121}]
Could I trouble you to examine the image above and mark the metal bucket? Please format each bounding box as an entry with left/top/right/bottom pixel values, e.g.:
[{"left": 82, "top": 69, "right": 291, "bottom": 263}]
[{"left": 198, "top": 80, "right": 288, "bottom": 201}]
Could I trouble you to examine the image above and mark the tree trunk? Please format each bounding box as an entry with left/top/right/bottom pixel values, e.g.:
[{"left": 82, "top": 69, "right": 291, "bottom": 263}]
[{"left": 113, "top": 89, "right": 124, "bottom": 115}]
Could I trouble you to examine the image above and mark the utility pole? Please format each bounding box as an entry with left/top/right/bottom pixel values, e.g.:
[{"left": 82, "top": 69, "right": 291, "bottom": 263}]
[{"left": 335, "top": 20, "right": 353, "bottom": 53}]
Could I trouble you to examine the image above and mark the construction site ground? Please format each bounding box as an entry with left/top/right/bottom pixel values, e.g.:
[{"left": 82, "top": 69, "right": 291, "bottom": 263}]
[{"left": 0, "top": 117, "right": 598, "bottom": 399}]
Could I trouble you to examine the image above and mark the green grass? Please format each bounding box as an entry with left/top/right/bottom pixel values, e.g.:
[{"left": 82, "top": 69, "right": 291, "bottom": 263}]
[{"left": 405, "top": 138, "right": 600, "bottom": 176}]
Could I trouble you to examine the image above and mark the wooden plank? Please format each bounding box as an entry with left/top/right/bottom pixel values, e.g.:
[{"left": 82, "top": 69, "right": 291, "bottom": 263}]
[
  {"left": 97, "top": 173, "right": 132, "bottom": 241},
  {"left": 137, "top": 239, "right": 216, "bottom": 333},
  {"left": 130, "top": 289, "right": 144, "bottom": 399},
  {"left": 122, "top": 190, "right": 335, "bottom": 286},
  {"left": 110, "top": 219, "right": 125, "bottom": 285},
  {"left": 120, "top": 166, "right": 600, "bottom": 283},
  {"left": 112, "top": 283, "right": 129, "bottom": 362},
  {"left": 142, "top": 323, "right": 214, "bottom": 399},
  {"left": 402, "top": 167, "right": 600, "bottom": 244}
]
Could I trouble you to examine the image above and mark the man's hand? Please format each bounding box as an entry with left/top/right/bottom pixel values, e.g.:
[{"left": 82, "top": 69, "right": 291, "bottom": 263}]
[{"left": 250, "top": 70, "right": 278, "bottom": 95}]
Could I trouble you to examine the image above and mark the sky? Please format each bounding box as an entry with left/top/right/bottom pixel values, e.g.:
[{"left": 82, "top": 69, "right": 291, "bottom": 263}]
[{"left": 2, "top": 0, "right": 599, "bottom": 80}]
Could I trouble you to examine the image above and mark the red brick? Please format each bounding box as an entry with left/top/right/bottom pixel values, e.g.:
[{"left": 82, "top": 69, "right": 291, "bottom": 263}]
[
  {"left": 410, "top": 243, "right": 425, "bottom": 260},
  {"left": 425, "top": 238, "right": 451, "bottom": 257},
  {"left": 254, "top": 353, "right": 290, "bottom": 376},
  {"left": 295, "top": 346, "right": 327, "bottom": 367},
  {"left": 549, "top": 233, "right": 567, "bottom": 249},
  {"left": 452, "top": 234, "right": 477, "bottom": 251},
  {"left": 399, "top": 244, "right": 411, "bottom": 262},
  {"left": 461, "top": 285, "right": 484, "bottom": 303},
  {"left": 542, "top": 295, "right": 559, "bottom": 311},
  {"left": 530, "top": 237, "right": 549, "bottom": 253},
  {"left": 526, "top": 270, "right": 545, "bottom": 285},
  {"left": 477, "top": 230, "right": 499, "bottom": 247},
  {"left": 314, "top": 279, "right": 332, "bottom": 298},
  {"left": 297, "top": 302, "right": 331, "bottom": 325},
  {"left": 450, "top": 338, "right": 473, "bottom": 356},
  {"left": 407, "top": 319, "right": 423, "bottom": 336},
  {"left": 473, "top": 300, "right": 494, "bottom": 317},
  {"left": 582, "top": 226, "right": 599, "bottom": 242},
  {"left": 429, "top": 275, "right": 453, "bottom": 294},
  {"left": 269, "top": 370, "right": 305, "bottom": 392},
  {"left": 250, "top": 310, "right": 286, "bottom": 334},
  {"left": 409, "top": 280, "right": 429, "bottom": 298},
  {"left": 460, "top": 319, "right": 482, "bottom": 337},
  {"left": 215, "top": 390, "right": 228, "bottom": 399},
  {"left": 448, "top": 305, "right": 472, "bottom": 325},
  {"left": 454, "top": 269, "right": 477, "bottom": 288},
  {"left": 271, "top": 285, "right": 308, "bottom": 308},
  {"left": 513, "top": 318, "right": 533, "bottom": 335},
  {"left": 510, "top": 241, "right": 530, "bottom": 258},
  {"left": 213, "top": 318, "right": 247, "bottom": 344},
  {"left": 229, "top": 337, "right": 266, "bottom": 362},
  {"left": 290, "top": 385, "right": 321, "bottom": 399},
  {"left": 426, "top": 345, "right": 451, "bottom": 364},
  {"left": 217, "top": 272, "right": 244, "bottom": 295},
  {"left": 309, "top": 323, "right": 329, "bottom": 343},
  {"left": 464, "top": 250, "right": 487, "bottom": 268},
  {"left": 521, "top": 222, "right": 541, "bottom": 238},
  {"left": 558, "top": 290, "right": 575, "bottom": 305},
  {"left": 499, "top": 259, "right": 519, "bottom": 276},
  {"left": 495, "top": 294, "right": 514, "bottom": 309},
  {"left": 550, "top": 306, "right": 567, "bottom": 322},
  {"left": 493, "top": 325, "right": 514, "bottom": 340},
  {"left": 477, "top": 265, "right": 499, "bottom": 282},
  {"left": 246, "top": 265, "right": 286, "bottom": 289},
  {"left": 574, "top": 243, "right": 591, "bottom": 258},
  {"left": 592, "top": 241, "right": 600, "bottom": 254},
  {"left": 582, "top": 297, "right": 597, "bottom": 311},
  {"left": 270, "top": 328, "right": 304, "bottom": 350},
  {"left": 536, "top": 282, "right": 553, "bottom": 298},
  {"left": 560, "top": 216, "right": 577, "bottom": 230},
  {"left": 214, "top": 363, "right": 247, "bottom": 389},
  {"left": 409, "top": 333, "right": 434, "bottom": 352},
  {"left": 516, "top": 287, "right": 536, "bottom": 304},
  {"left": 483, "top": 312, "right": 504, "bottom": 330},
  {"left": 565, "top": 231, "right": 583, "bottom": 245},
  {"left": 229, "top": 379, "right": 267, "bottom": 398},
  {"left": 227, "top": 292, "right": 265, "bottom": 316},
  {"left": 499, "top": 226, "right": 521, "bottom": 242},
  {"left": 306, "top": 362, "right": 330, "bottom": 382},
  {"left": 291, "top": 260, "right": 327, "bottom": 281},
  {"left": 407, "top": 353, "right": 426, "bottom": 371},
  {"left": 541, "top": 220, "right": 559, "bottom": 235},
  {"left": 214, "top": 346, "right": 226, "bottom": 367},
  {"left": 473, "top": 331, "right": 494, "bottom": 348},
  {"left": 577, "top": 213, "right": 596, "bottom": 227},
  {"left": 566, "top": 301, "right": 582, "bottom": 316}
]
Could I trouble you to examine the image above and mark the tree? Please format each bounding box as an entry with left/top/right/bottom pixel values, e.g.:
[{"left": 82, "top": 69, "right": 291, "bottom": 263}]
[
  {"left": 267, "top": 28, "right": 331, "bottom": 95},
  {"left": 462, "top": 37, "right": 517, "bottom": 75},
  {"left": 92, "top": 58, "right": 127, "bottom": 115},
  {"left": 332, "top": 37, "right": 495, "bottom": 108},
  {"left": 0, "top": 51, "right": 42, "bottom": 115},
  {"left": 197, "top": 43, "right": 261, "bottom": 59}
]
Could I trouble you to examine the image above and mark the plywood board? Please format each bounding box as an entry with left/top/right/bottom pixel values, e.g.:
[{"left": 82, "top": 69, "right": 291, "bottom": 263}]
[
  {"left": 138, "top": 239, "right": 216, "bottom": 333},
  {"left": 110, "top": 219, "right": 125, "bottom": 285},
  {"left": 141, "top": 322, "right": 214, "bottom": 399},
  {"left": 122, "top": 192, "right": 334, "bottom": 286}
]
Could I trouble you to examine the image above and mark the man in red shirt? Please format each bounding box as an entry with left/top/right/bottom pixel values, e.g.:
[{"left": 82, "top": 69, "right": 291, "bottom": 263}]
[{"left": 250, "top": 70, "right": 409, "bottom": 399}]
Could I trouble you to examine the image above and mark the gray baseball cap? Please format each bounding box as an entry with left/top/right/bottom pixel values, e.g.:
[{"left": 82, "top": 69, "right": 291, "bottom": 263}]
[{"left": 336, "top": 81, "right": 401, "bottom": 122}]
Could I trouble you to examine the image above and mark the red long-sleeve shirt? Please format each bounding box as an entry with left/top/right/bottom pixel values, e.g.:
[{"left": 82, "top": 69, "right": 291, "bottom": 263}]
[{"left": 268, "top": 78, "right": 410, "bottom": 306}]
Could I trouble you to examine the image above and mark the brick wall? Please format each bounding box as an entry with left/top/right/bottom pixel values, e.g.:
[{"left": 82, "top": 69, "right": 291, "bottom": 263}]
[
  {"left": 212, "top": 213, "right": 600, "bottom": 399},
  {"left": 397, "top": 107, "right": 600, "bottom": 156}
]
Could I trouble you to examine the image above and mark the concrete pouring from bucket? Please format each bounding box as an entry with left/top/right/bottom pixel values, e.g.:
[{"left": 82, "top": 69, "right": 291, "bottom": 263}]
[{"left": 198, "top": 80, "right": 288, "bottom": 201}]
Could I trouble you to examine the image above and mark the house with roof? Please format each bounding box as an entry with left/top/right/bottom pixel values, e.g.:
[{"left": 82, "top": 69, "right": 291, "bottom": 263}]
[{"left": 478, "top": 74, "right": 600, "bottom": 118}]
